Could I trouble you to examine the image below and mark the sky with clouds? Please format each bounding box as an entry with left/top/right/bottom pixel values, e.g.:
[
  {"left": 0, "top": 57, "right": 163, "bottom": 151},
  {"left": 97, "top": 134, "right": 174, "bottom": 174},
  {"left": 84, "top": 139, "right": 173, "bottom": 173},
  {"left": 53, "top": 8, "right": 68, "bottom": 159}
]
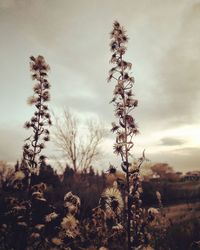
[{"left": 0, "top": 0, "right": 200, "bottom": 172}]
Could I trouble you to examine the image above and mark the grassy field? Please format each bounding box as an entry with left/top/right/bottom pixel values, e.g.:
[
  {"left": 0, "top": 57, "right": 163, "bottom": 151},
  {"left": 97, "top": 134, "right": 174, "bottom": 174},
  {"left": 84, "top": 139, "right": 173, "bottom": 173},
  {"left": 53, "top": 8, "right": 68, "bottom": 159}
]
[
  {"left": 151, "top": 201, "right": 200, "bottom": 250},
  {"left": 163, "top": 201, "right": 200, "bottom": 223}
]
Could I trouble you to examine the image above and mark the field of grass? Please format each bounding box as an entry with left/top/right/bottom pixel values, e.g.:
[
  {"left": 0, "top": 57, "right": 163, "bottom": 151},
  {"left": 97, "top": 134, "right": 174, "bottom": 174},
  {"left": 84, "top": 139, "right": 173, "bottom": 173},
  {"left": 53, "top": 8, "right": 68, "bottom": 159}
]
[
  {"left": 150, "top": 201, "right": 200, "bottom": 250},
  {"left": 163, "top": 201, "right": 200, "bottom": 223}
]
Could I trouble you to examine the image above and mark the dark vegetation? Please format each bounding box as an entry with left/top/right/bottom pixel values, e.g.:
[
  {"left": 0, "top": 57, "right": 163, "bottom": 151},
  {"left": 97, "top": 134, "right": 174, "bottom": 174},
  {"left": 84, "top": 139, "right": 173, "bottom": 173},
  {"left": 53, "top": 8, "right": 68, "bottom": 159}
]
[{"left": 1, "top": 160, "right": 200, "bottom": 249}]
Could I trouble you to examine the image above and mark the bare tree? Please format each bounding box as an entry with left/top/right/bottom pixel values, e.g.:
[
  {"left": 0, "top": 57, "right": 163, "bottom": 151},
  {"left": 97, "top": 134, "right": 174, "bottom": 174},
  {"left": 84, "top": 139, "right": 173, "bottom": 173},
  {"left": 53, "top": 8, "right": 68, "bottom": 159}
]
[{"left": 53, "top": 110, "right": 104, "bottom": 172}]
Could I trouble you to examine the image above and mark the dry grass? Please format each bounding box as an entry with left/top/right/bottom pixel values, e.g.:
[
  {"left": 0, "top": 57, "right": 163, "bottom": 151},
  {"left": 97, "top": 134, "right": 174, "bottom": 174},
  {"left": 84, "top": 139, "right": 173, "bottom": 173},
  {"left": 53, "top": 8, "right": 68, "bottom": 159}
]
[{"left": 163, "top": 201, "right": 200, "bottom": 223}]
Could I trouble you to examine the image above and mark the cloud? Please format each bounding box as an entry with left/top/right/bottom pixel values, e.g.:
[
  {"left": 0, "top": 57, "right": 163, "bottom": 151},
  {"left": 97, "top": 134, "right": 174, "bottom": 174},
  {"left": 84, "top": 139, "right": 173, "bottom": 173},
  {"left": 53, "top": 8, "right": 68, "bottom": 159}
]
[
  {"left": 0, "top": 0, "right": 15, "bottom": 10},
  {"left": 170, "top": 147, "right": 200, "bottom": 171},
  {"left": 153, "top": 2, "right": 200, "bottom": 127},
  {"left": 149, "top": 147, "right": 200, "bottom": 173},
  {"left": 160, "top": 137, "right": 186, "bottom": 146}
]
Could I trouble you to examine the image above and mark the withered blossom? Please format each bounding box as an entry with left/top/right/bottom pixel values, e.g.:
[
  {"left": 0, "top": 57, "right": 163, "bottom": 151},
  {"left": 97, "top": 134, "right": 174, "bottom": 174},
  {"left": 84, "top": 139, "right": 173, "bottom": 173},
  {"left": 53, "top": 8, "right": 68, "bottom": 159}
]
[
  {"left": 111, "top": 122, "right": 120, "bottom": 133},
  {"left": 64, "top": 192, "right": 81, "bottom": 215},
  {"left": 102, "top": 187, "right": 124, "bottom": 212},
  {"left": 35, "top": 224, "right": 45, "bottom": 231},
  {"left": 13, "top": 171, "right": 25, "bottom": 181},
  {"left": 51, "top": 237, "right": 63, "bottom": 246},
  {"left": 60, "top": 215, "right": 79, "bottom": 239},
  {"left": 45, "top": 212, "right": 59, "bottom": 223},
  {"left": 107, "top": 164, "right": 117, "bottom": 174}
]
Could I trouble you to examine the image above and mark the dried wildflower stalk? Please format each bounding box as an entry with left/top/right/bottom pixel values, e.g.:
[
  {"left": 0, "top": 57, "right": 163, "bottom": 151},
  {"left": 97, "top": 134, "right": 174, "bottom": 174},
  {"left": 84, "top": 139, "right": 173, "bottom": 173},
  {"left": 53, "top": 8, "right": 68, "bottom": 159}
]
[
  {"left": 108, "top": 21, "right": 146, "bottom": 249},
  {"left": 85, "top": 186, "right": 125, "bottom": 248},
  {"left": 23, "top": 55, "right": 52, "bottom": 169}
]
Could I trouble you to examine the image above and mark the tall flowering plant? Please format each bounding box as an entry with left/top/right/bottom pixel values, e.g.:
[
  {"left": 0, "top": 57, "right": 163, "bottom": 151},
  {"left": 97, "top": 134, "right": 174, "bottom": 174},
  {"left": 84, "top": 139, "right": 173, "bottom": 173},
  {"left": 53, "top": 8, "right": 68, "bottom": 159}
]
[
  {"left": 23, "top": 55, "right": 52, "bottom": 170},
  {"left": 108, "top": 21, "right": 146, "bottom": 249}
]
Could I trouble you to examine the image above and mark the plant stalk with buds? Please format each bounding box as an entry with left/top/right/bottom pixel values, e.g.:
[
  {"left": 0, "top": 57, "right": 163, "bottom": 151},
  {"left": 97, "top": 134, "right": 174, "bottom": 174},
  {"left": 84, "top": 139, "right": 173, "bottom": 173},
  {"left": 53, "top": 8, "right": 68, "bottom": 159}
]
[
  {"left": 108, "top": 21, "right": 145, "bottom": 249},
  {"left": 23, "top": 55, "right": 52, "bottom": 171}
]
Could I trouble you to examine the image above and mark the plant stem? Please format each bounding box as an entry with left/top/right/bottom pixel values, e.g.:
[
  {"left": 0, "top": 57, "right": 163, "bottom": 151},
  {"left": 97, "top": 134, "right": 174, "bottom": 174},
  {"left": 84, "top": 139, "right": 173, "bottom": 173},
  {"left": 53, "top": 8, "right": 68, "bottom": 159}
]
[{"left": 120, "top": 50, "right": 131, "bottom": 250}]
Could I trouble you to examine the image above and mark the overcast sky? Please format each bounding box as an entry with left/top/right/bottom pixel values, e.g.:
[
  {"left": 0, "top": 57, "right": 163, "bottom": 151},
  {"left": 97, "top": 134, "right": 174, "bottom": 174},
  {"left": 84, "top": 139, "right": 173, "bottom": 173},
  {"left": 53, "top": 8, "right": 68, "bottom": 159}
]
[{"left": 0, "top": 0, "right": 200, "bottom": 173}]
